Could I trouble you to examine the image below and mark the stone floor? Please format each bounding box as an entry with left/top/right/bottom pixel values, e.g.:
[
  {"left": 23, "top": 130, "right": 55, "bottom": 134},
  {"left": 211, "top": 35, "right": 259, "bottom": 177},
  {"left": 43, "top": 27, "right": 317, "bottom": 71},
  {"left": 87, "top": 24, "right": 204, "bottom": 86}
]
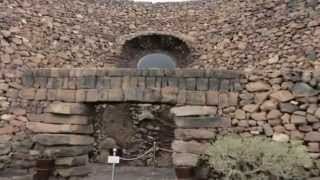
[
  {"left": 0, "top": 164, "right": 177, "bottom": 180},
  {"left": 87, "top": 164, "right": 176, "bottom": 180}
]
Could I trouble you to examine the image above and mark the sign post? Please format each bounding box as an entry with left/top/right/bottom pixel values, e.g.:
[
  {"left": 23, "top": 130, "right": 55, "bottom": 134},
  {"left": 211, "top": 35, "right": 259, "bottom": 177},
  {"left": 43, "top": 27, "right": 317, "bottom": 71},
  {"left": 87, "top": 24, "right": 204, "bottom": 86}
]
[{"left": 108, "top": 148, "right": 120, "bottom": 180}]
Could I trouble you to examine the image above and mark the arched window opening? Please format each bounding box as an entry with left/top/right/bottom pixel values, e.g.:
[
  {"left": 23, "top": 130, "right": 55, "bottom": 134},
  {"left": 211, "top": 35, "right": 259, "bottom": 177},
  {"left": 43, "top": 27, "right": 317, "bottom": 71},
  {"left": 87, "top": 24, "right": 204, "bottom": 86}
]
[
  {"left": 137, "top": 53, "right": 176, "bottom": 69},
  {"left": 120, "top": 33, "right": 192, "bottom": 68}
]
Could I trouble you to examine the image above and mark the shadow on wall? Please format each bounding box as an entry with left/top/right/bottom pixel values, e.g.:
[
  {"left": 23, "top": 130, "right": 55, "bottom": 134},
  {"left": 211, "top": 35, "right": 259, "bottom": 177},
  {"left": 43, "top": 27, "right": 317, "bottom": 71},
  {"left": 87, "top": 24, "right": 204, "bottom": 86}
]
[{"left": 120, "top": 33, "right": 192, "bottom": 68}]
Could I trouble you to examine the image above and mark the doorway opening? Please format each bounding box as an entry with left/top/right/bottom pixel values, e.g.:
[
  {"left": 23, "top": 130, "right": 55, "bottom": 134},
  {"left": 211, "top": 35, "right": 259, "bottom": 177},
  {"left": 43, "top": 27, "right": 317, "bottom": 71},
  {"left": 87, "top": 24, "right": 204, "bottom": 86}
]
[{"left": 90, "top": 103, "right": 175, "bottom": 167}]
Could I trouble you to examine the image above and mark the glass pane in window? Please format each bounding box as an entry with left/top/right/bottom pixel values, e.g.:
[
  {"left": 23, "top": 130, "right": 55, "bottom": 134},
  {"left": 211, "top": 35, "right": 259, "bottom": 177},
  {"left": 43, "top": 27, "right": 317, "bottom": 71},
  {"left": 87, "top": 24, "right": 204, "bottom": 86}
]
[{"left": 137, "top": 53, "right": 176, "bottom": 69}]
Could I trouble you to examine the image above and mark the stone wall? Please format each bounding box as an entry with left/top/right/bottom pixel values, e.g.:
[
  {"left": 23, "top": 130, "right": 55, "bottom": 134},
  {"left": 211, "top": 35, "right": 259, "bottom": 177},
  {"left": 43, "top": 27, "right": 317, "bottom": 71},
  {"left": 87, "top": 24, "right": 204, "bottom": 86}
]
[
  {"left": 169, "top": 69, "right": 320, "bottom": 170},
  {"left": 12, "top": 68, "right": 238, "bottom": 179},
  {"left": 0, "top": 0, "right": 319, "bottom": 71},
  {"left": 2, "top": 67, "right": 320, "bottom": 179},
  {"left": 0, "top": 0, "right": 320, "bottom": 178},
  {"left": 20, "top": 68, "right": 240, "bottom": 105}
]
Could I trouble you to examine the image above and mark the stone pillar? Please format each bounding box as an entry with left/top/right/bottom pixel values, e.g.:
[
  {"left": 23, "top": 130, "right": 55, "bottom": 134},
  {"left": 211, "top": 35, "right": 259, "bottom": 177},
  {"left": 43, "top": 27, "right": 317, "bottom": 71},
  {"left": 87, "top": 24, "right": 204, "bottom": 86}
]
[
  {"left": 170, "top": 105, "right": 231, "bottom": 179},
  {"left": 27, "top": 102, "right": 93, "bottom": 179}
]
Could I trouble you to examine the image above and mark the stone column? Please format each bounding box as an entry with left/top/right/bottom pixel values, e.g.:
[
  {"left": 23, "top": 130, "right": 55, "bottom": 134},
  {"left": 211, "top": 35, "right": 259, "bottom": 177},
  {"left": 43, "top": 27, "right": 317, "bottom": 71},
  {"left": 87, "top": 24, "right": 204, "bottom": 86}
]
[
  {"left": 170, "top": 105, "right": 231, "bottom": 179},
  {"left": 27, "top": 102, "right": 93, "bottom": 179}
]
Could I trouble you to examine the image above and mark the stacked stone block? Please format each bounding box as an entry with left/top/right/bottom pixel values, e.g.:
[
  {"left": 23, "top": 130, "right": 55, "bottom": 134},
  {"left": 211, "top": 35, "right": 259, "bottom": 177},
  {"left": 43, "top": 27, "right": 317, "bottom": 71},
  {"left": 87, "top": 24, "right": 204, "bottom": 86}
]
[
  {"left": 21, "top": 68, "right": 241, "bottom": 106},
  {"left": 16, "top": 67, "right": 320, "bottom": 179},
  {"left": 18, "top": 68, "right": 241, "bottom": 179},
  {"left": 170, "top": 105, "right": 230, "bottom": 167},
  {"left": 27, "top": 102, "right": 93, "bottom": 179}
]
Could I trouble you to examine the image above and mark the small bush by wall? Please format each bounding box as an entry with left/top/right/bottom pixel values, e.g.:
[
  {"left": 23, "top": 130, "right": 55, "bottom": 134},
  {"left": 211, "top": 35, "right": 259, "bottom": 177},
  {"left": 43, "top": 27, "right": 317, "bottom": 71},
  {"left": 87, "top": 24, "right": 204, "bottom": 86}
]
[{"left": 202, "top": 135, "right": 313, "bottom": 180}]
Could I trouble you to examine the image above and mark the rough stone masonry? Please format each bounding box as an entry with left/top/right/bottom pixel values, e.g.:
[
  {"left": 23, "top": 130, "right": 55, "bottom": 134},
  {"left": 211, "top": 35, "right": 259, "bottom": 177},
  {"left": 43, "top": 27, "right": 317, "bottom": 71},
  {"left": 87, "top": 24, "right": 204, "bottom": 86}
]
[
  {"left": 12, "top": 68, "right": 320, "bottom": 179},
  {"left": 18, "top": 68, "right": 239, "bottom": 178},
  {"left": 0, "top": 0, "right": 320, "bottom": 179}
]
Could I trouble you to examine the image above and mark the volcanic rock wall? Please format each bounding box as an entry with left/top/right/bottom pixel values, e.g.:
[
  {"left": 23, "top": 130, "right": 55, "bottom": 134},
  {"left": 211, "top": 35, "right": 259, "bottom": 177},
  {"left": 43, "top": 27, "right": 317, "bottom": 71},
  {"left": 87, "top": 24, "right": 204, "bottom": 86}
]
[
  {"left": 0, "top": 0, "right": 319, "bottom": 178},
  {"left": 0, "top": 0, "right": 319, "bottom": 70},
  {"left": 14, "top": 67, "right": 320, "bottom": 179}
]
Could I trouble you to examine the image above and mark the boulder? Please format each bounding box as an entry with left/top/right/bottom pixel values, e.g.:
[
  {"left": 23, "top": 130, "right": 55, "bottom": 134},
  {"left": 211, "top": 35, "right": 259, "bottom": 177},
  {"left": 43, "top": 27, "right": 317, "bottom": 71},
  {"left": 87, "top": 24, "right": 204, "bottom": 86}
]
[
  {"left": 234, "top": 109, "right": 246, "bottom": 120},
  {"left": 307, "top": 143, "right": 320, "bottom": 153},
  {"left": 0, "top": 114, "right": 15, "bottom": 121},
  {"left": 172, "top": 140, "right": 209, "bottom": 155},
  {"left": 175, "top": 116, "right": 230, "bottom": 128},
  {"left": 99, "top": 138, "right": 117, "bottom": 150},
  {"left": 11, "top": 108, "right": 26, "bottom": 116},
  {"left": 246, "top": 81, "right": 271, "bottom": 92},
  {"left": 272, "top": 133, "right": 289, "bottom": 142},
  {"left": 280, "top": 103, "right": 298, "bottom": 113},
  {"left": 251, "top": 112, "right": 267, "bottom": 121},
  {"left": 307, "top": 114, "right": 319, "bottom": 123},
  {"left": 254, "top": 92, "right": 270, "bottom": 104},
  {"left": 175, "top": 129, "right": 215, "bottom": 140},
  {"left": 55, "top": 155, "right": 88, "bottom": 166},
  {"left": 263, "top": 124, "right": 273, "bottom": 137},
  {"left": 291, "top": 83, "right": 318, "bottom": 97},
  {"left": 0, "top": 135, "right": 11, "bottom": 144},
  {"left": 27, "top": 122, "right": 93, "bottom": 134},
  {"left": 0, "top": 143, "right": 11, "bottom": 155},
  {"left": 307, "top": 104, "right": 317, "bottom": 114},
  {"left": 172, "top": 153, "right": 199, "bottom": 167},
  {"left": 33, "top": 134, "right": 94, "bottom": 146},
  {"left": 47, "top": 102, "right": 90, "bottom": 115},
  {"left": 260, "top": 100, "right": 278, "bottom": 111},
  {"left": 0, "top": 126, "right": 16, "bottom": 135},
  {"left": 0, "top": 83, "right": 9, "bottom": 91},
  {"left": 298, "top": 125, "right": 312, "bottom": 132},
  {"left": 267, "top": 110, "right": 282, "bottom": 119},
  {"left": 238, "top": 120, "right": 249, "bottom": 127},
  {"left": 315, "top": 108, "right": 320, "bottom": 119},
  {"left": 270, "top": 90, "right": 294, "bottom": 102},
  {"left": 27, "top": 113, "right": 89, "bottom": 125},
  {"left": 242, "top": 104, "right": 259, "bottom": 113},
  {"left": 170, "top": 106, "right": 217, "bottom": 117},
  {"left": 291, "top": 115, "right": 307, "bottom": 124},
  {"left": 305, "top": 132, "right": 320, "bottom": 142},
  {"left": 44, "top": 146, "right": 92, "bottom": 157}
]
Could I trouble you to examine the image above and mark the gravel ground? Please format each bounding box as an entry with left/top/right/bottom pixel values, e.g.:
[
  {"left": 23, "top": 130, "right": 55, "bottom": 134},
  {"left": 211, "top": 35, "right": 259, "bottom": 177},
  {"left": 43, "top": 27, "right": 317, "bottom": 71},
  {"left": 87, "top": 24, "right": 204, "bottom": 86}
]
[
  {"left": 0, "top": 164, "right": 177, "bottom": 180},
  {"left": 87, "top": 164, "right": 176, "bottom": 180}
]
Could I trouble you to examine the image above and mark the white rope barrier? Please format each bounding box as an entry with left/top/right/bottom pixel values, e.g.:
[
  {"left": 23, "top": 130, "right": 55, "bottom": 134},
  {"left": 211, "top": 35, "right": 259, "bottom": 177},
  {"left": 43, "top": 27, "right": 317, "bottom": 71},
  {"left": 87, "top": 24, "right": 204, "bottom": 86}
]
[
  {"left": 117, "top": 144, "right": 198, "bottom": 162},
  {"left": 108, "top": 141, "right": 199, "bottom": 180},
  {"left": 119, "top": 147, "right": 153, "bottom": 161}
]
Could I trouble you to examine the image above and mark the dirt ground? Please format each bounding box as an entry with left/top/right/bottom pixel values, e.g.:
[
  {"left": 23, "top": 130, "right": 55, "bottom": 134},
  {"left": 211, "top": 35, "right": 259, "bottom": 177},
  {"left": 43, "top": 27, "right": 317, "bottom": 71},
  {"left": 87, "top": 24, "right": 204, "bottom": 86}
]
[
  {"left": 0, "top": 164, "right": 178, "bottom": 180},
  {"left": 87, "top": 164, "right": 176, "bottom": 180}
]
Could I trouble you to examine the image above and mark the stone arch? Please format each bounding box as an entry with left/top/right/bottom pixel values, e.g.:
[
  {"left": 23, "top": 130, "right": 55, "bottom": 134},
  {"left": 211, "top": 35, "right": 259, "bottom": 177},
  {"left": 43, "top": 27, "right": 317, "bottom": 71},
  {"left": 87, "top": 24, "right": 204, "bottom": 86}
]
[{"left": 117, "top": 31, "right": 196, "bottom": 68}]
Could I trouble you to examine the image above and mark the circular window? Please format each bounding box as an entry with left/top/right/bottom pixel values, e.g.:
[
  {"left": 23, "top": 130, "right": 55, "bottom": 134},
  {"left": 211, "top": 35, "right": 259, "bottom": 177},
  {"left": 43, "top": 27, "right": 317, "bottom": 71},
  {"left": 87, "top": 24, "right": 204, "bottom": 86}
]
[{"left": 137, "top": 53, "right": 176, "bottom": 69}]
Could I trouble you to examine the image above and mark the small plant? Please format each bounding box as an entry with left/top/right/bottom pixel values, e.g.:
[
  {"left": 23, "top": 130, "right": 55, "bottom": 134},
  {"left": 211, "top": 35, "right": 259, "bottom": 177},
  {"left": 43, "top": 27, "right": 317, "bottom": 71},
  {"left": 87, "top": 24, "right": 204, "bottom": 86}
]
[{"left": 202, "top": 135, "right": 313, "bottom": 180}]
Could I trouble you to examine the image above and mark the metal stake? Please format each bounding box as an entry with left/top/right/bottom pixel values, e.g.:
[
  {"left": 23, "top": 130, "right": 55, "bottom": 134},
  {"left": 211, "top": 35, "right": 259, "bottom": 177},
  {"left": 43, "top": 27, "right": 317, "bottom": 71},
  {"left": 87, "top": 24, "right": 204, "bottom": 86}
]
[
  {"left": 153, "top": 141, "right": 156, "bottom": 169},
  {"left": 111, "top": 148, "right": 116, "bottom": 180}
]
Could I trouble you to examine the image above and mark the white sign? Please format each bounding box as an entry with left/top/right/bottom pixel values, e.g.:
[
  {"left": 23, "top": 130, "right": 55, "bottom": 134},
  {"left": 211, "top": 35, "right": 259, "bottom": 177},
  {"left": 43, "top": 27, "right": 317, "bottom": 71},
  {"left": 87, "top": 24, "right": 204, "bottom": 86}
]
[{"left": 108, "top": 156, "right": 120, "bottom": 164}]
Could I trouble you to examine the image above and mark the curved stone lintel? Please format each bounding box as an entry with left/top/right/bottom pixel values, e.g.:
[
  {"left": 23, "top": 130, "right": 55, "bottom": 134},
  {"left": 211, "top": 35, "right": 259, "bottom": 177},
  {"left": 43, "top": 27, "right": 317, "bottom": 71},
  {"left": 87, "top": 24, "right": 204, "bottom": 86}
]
[{"left": 117, "top": 30, "right": 196, "bottom": 48}]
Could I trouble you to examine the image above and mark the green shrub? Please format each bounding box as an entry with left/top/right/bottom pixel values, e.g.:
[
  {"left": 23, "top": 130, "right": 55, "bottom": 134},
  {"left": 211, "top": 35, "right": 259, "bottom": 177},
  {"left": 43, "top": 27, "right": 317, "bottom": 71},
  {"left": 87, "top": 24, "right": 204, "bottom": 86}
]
[{"left": 202, "top": 135, "right": 313, "bottom": 180}]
